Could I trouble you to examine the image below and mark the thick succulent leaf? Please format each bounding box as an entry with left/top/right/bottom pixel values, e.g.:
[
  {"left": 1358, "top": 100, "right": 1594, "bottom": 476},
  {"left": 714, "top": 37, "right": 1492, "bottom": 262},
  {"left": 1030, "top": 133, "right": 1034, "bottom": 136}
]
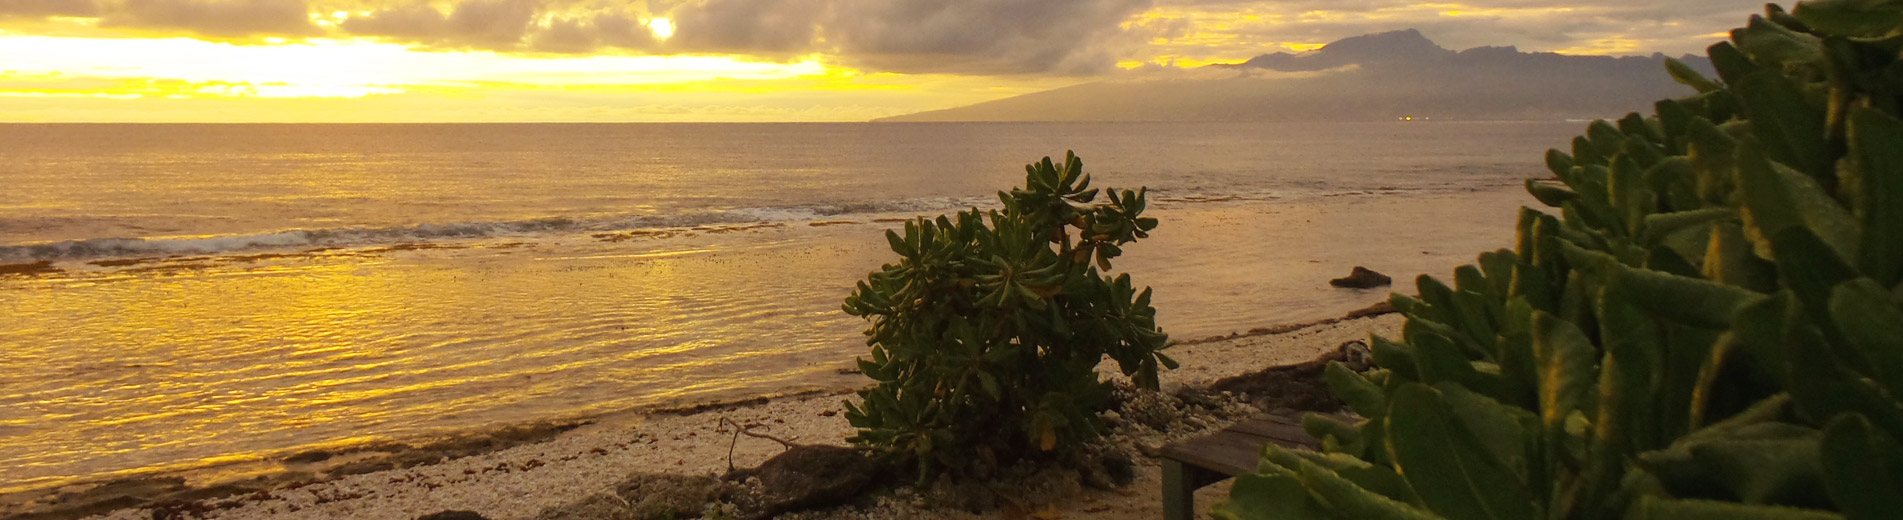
[
  {"left": 1704, "top": 221, "right": 1778, "bottom": 292},
  {"left": 1686, "top": 117, "right": 1739, "bottom": 205},
  {"left": 1385, "top": 383, "right": 1538, "bottom": 520},
  {"left": 1735, "top": 71, "right": 1832, "bottom": 181},
  {"left": 1819, "top": 415, "right": 1903, "bottom": 520},
  {"left": 1327, "top": 362, "right": 1388, "bottom": 418},
  {"left": 1279, "top": 449, "right": 1445, "bottom": 520},
  {"left": 1792, "top": 0, "right": 1903, "bottom": 38},
  {"left": 1640, "top": 208, "right": 1735, "bottom": 246},
  {"left": 1731, "top": 15, "right": 1827, "bottom": 78},
  {"left": 1371, "top": 334, "right": 1421, "bottom": 381},
  {"left": 1210, "top": 473, "right": 1338, "bottom": 520},
  {"left": 1734, "top": 142, "right": 1860, "bottom": 263},
  {"left": 1271, "top": 448, "right": 1420, "bottom": 505},
  {"left": 1687, "top": 431, "right": 1826, "bottom": 506},
  {"left": 1531, "top": 310, "right": 1596, "bottom": 433},
  {"left": 1611, "top": 262, "right": 1768, "bottom": 329},
  {"left": 1631, "top": 497, "right": 1843, "bottom": 520},
  {"left": 1528, "top": 179, "right": 1579, "bottom": 207},
  {"left": 1828, "top": 279, "right": 1903, "bottom": 397},
  {"left": 1669, "top": 58, "right": 1725, "bottom": 93},
  {"left": 1433, "top": 382, "right": 1533, "bottom": 481},
  {"left": 1707, "top": 41, "right": 1763, "bottom": 87},
  {"left": 1847, "top": 108, "right": 1903, "bottom": 286}
]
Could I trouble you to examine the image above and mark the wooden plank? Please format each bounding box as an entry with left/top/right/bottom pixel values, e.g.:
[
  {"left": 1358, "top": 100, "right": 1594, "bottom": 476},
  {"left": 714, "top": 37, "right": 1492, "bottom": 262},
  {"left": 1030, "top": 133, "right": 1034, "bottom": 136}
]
[
  {"left": 1229, "top": 418, "right": 1321, "bottom": 449},
  {"left": 1160, "top": 429, "right": 1269, "bottom": 477}
]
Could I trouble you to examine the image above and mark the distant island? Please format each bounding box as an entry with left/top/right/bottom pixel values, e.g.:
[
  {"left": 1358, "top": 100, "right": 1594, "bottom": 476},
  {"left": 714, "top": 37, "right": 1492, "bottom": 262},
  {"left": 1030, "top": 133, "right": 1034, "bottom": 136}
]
[{"left": 876, "top": 29, "right": 1716, "bottom": 122}]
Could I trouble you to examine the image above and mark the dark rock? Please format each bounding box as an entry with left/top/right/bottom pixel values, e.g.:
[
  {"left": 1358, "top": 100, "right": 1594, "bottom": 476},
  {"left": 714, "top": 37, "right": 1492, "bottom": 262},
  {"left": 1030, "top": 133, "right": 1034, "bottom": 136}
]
[
  {"left": 418, "top": 511, "right": 491, "bottom": 520},
  {"left": 1329, "top": 266, "right": 1392, "bottom": 289},
  {"left": 284, "top": 450, "right": 333, "bottom": 464},
  {"left": 726, "top": 445, "right": 874, "bottom": 519}
]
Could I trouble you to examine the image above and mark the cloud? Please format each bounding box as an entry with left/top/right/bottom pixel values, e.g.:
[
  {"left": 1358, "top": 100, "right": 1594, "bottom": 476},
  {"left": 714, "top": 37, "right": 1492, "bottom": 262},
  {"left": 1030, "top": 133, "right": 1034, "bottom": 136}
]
[
  {"left": 528, "top": 12, "right": 659, "bottom": 53},
  {"left": 821, "top": 0, "right": 1155, "bottom": 75},
  {"left": 1136, "top": 0, "right": 1761, "bottom": 61},
  {"left": 0, "top": 0, "right": 98, "bottom": 17},
  {"left": 103, "top": 0, "right": 319, "bottom": 37},
  {"left": 341, "top": 0, "right": 537, "bottom": 49},
  {"left": 664, "top": 0, "right": 824, "bottom": 56}
]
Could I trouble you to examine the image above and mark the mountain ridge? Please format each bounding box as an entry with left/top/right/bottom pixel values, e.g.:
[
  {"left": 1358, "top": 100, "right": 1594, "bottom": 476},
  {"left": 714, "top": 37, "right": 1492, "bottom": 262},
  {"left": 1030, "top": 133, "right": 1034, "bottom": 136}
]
[{"left": 876, "top": 30, "right": 1715, "bottom": 122}]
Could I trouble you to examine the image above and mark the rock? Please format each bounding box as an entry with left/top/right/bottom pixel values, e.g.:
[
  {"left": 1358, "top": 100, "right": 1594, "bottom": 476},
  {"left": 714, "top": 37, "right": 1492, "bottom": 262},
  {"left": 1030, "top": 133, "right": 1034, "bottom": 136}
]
[
  {"left": 283, "top": 449, "right": 333, "bottom": 464},
  {"left": 418, "top": 511, "right": 490, "bottom": 520},
  {"left": 727, "top": 445, "right": 875, "bottom": 519},
  {"left": 1329, "top": 266, "right": 1393, "bottom": 288}
]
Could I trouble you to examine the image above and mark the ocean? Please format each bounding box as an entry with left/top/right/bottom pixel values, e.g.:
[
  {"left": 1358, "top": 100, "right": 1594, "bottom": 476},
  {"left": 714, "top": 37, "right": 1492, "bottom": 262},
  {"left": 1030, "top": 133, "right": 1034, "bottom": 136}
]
[{"left": 0, "top": 121, "right": 1580, "bottom": 495}]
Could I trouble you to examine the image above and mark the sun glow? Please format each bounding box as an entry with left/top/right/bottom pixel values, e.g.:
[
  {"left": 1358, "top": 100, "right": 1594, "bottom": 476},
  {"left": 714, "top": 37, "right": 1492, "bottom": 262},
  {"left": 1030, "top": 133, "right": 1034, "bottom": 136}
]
[
  {"left": 0, "top": 35, "right": 829, "bottom": 100},
  {"left": 648, "top": 18, "right": 674, "bottom": 39}
]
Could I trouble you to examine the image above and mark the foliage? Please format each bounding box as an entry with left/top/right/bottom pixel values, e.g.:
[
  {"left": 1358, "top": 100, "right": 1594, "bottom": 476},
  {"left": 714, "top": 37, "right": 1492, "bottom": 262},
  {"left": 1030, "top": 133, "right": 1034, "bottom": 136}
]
[
  {"left": 841, "top": 152, "right": 1176, "bottom": 482},
  {"left": 1216, "top": 2, "right": 1903, "bottom": 519}
]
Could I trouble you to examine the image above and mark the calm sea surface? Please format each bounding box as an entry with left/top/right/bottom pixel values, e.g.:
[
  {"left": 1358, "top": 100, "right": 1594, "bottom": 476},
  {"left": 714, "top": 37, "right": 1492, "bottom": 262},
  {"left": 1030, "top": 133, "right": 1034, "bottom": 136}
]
[{"left": 0, "top": 121, "right": 1580, "bottom": 494}]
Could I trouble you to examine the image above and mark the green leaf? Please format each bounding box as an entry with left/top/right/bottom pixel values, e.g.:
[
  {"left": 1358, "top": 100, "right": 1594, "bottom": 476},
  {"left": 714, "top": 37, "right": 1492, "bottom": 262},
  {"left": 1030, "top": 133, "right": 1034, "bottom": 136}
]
[
  {"left": 1820, "top": 414, "right": 1903, "bottom": 520},
  {"left": 1829, "top": 279, "right": 1903, "bottom": 397},
  {"left": 1210, "top": 473, "right": 1336, "bottom": 520},
  {"left": 1707, "top": 41, "right": 1762, "bottom": 86},
  {"left": 1278, "top": 448, "right": 1444, "bottom": 520},
  {"left": 1847, "top": 108, "right": 1903, "bottom": 286},
  {"left": 1385, "top": 384, "right": 1538, "bottom": 520},
  {"left": 1669, "top": 57, "right": 1725, "bottom": 93},
  {"left": 1327, "top": 362, "right": 1388, "bottom": 418},
  {"left": 1527, "top": 179, "right": 1579, "bottom": 207},
  {"left": 1612, "top": 263, "right": 1768, "bottom": 329},
  {"left": 1734, "top": 142, "right": 1860, "bottom": 263},
  {"left": 1531, "top": 311, "right": 1596, "bottom": 432},
  {"left": 1734, "top": 71, "right": 1831, "bottom": 180},
  {"left": 1632, "top": 497, "right": 1843, "bottom": 520},
  {"left": 1792, "top": 0, "right": 1903, "bottom": 38},
  {"left": 1688, "top": 429, "right": 1826, "bottom": 505}
]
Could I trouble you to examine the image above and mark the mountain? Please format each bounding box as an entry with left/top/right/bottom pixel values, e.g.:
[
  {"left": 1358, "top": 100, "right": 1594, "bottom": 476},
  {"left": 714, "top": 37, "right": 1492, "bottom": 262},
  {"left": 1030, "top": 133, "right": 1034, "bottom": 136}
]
[{"left": 876, "top": 30, "right": 1715, "bottom": 122}]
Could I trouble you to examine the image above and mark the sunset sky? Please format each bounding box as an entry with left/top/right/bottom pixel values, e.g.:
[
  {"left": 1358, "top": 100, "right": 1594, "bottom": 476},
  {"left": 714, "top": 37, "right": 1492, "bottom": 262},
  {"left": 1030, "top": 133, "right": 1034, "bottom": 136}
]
[{"left": 0, "top": 0, "right": 1760, "bottom": 122}]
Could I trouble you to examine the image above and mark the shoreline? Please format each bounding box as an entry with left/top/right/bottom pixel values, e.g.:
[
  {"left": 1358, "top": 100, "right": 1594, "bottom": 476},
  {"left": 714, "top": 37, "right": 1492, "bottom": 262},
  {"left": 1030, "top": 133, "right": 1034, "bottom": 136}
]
[{"left": 6, "top": 304, "right": 1403, "bottom": 520}]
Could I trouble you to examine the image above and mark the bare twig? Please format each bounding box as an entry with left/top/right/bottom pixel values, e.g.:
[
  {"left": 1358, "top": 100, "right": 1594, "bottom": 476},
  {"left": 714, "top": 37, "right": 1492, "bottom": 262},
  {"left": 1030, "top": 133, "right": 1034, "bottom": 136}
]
[{"left": 718, "top": 417, "right": 801, "bottom": 472}]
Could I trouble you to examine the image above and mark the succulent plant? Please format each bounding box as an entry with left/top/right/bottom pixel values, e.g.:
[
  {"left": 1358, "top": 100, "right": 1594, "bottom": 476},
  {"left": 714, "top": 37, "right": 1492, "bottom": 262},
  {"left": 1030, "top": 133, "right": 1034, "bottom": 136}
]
[
  {"left": 1215, "top": 2, "right": 1903, "bottom": 519},
  {"left": 842, "top": 152, "right": 1174, "bottom": 483}
]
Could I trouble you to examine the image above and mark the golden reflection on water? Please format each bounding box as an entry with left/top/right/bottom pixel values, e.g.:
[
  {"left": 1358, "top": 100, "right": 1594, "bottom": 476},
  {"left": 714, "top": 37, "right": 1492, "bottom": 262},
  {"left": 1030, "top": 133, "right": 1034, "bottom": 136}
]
[
  {"left": 0, "top": 228, "right": 883, "bottom": 494},
  {"left": 0, "top": 192, "right": 1536, "bottom": 496}
]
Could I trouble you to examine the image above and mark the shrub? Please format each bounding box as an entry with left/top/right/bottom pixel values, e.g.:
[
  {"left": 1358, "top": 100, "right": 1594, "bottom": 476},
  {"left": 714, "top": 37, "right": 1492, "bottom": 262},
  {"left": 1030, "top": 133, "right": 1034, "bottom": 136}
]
[
  {"left": 841, "top": 152, "right": 1176, "bottom": 482},
  {"left": 1216, "top": 2, "right": 1903, "bottom": 519}
]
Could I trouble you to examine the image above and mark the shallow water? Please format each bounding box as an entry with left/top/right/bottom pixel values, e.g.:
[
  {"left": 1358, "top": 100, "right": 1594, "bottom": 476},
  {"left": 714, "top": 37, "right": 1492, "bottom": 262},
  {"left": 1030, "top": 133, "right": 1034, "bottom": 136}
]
[{"left": 0, "top": 121, "right": 1579, "bottom": 494}]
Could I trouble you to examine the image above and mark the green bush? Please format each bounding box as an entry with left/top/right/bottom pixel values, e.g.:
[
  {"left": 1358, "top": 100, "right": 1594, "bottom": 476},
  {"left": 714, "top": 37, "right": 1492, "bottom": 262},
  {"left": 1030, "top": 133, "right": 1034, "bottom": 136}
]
[
  {"left": 1216, "top": 2, "right": 1903, "bottom": 519},
  {"left": 841, "top": 152, "right": 1176, "bottom": 482}
]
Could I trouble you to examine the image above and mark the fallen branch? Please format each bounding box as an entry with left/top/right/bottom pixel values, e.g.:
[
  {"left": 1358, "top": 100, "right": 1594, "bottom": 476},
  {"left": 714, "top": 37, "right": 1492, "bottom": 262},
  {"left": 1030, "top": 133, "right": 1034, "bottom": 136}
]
[{"left": 720, "top": 417, "right": 801, "bottom": 472}]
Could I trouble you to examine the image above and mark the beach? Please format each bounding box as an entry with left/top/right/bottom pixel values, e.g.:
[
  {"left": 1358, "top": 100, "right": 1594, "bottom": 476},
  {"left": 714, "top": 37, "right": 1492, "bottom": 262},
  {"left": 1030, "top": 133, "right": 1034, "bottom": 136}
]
[{"left": 23, "top": 311, "right": 1402, "bottom": 520}]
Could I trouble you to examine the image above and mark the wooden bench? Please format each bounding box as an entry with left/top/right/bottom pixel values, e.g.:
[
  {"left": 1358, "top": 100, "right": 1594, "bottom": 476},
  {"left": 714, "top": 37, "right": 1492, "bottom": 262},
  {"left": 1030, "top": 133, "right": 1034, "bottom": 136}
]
[{"left": 1159, "top": 414, "right": 1323, "bottom": 520}]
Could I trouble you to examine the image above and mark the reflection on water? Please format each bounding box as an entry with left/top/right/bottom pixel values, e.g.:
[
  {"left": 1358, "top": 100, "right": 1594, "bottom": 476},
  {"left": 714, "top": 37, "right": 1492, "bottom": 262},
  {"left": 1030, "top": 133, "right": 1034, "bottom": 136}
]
[
  {"left": 0, "top": 226, "right": 881, "bottom": 494},
  {"left": 0, "top": 191, "right": 1530, "bottom": 494},
  {"left": 0, "top": 121, "right": 1580, "bottom": 495}
]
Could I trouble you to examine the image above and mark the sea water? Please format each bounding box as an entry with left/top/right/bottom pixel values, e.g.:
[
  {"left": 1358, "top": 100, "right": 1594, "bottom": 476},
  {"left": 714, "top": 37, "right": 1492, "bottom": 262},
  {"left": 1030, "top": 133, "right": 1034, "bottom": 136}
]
[{"left": 0, "top": 121, "right": 1580, "bottom": 494}]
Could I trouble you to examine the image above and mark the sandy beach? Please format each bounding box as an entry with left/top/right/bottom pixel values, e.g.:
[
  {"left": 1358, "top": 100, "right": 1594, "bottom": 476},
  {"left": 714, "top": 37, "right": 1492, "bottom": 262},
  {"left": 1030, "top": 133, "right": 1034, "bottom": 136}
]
[{"left": 15, "top": 309, "right": 1402, "bottom": 520}]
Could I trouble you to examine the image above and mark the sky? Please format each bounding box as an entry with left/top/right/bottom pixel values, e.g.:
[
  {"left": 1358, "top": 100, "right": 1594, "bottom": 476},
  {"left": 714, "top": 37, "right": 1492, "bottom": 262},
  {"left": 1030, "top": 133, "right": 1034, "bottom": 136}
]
[{"left": 0, "top": 0, "right": 1764, "bottom": 122}]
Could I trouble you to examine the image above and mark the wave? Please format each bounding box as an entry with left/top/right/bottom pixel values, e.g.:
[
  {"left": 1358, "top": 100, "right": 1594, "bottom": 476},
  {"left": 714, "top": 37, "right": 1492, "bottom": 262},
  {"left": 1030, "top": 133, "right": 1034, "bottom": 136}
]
[
  {"left": 0, "top": 186, "right": 1442, "bottom": 263},
  {"left": 0, "top": 197, "right": 998, "bottom": 263}
]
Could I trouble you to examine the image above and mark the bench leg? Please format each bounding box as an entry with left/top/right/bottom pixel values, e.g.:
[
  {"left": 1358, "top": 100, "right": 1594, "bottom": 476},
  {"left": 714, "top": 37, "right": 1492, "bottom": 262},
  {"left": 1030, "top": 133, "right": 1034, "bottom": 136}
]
[{"left": 1163, "top": 459, "right": 1195, "bottom": 520}]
